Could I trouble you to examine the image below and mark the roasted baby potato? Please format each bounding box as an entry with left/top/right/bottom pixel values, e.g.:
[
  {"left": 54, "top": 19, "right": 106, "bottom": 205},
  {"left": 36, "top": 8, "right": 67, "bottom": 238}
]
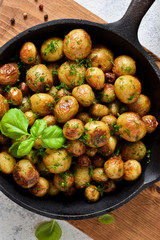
[
  {"left": 77, "top": 154, "right": 91, "bottom": 167},
  {"left": 47, "top": 63, "right": 59, "bottom": 85},
  {"left": 53, "top": 172, "right": 74, "bottom": 191},
  {"left": 0, "top": 63, "right": 19, "bottom": 85},
  {"left": 42, "top": 115, "right": 56, "bottom": 127},
  {"left": 85, "top": 147, "right": 98, "bottom": 157},
  {"left": 128, "top": 94, "right": 151, "bottom": 116},
  {"left": 19, "top": 82, "right": 29, "bottom": 96},
  {"left": 24, "top": 110, "right": 37, "bottom": 126},
  {"left": 92, "top": 168, "right": 108, "bottom": 182},
  {"left": 63, "top": 119, "right": 84, "bottom": 140},
  {"left": 92, "top": 155, "right": 105, "bottom": 168},
  {"left": 98, "top": 136, "right": 117, "bottom": 157},
  {"left": 19, "top": 96, "right": 31, "bottom": 112},
  {"left": 90, "top": 104, "right": 109, "bottom": 118},
  {"left": 48, "top": 180, "right": 60, "bottom": 196},
  {"left": 121, "top": 141, "right": 146, "bottom": 161},
  {"left": 29, "top": 177, "right": 49, "bottom": 197},
  {"left": 5, "top": 87, "right": 22, "bottom": 106},
  {"left": 86, "top": 67, "right": 105, "bottom": 90},
  {"left": 101, "top": 115, "right": 117, "bottom": 132},
  {"left": 104, "top": 156, "right": 124, "bottom": 180},
  {"left": 84, "top": 185, "right": 100, "bottom": 202},
  {"left": 0, "top": 94, "right": 9, "bottom": 118},
  {"left": 0, "top": 152, "right": 16, "bottom": 174},
  {"left": 112, "top": 55, "right": 136, "bottom": 76},
  {"left": 67, "top": 140, "right": 86, "bottom": 157},
  {"left": 74, "top": 165, "right": 91, "bottom": 189},
  {"left": 72, "top": 84, "right": 95, "bottom": 107},
  {"left": 20, "top": 42, "right": 37, "bottom": 64},
  {"left": 100, "top": 83, "right": 116, "bottom": 103},
  {"left": 103, "top": 179, "right": 116, "bottom": 193},
  {"left": 142, "top": 115, "right": 158, "bottom": 133},
  {"left": 124, "top": 160, "right": 142, "bottom": 181},
  {"left": 76, "top": 112, "right": 91, "bottom": 124}
]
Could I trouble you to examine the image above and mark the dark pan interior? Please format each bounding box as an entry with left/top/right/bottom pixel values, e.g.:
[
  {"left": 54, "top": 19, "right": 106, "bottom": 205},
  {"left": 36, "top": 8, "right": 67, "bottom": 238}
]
[{"left": 0, "top": 20, "right": 160, "bottom": 220}]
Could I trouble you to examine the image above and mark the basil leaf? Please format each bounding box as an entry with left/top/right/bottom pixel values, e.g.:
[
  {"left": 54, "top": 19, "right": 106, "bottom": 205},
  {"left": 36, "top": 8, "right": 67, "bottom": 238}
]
[
  {"left": 98, "top": 214, "right": 115, "bottom": 224},
  {"left": 30, "top": 119, "right": 47, "bottom": 138},
  {"left": 35, "top": 219, "right": 62, "bottom": 240},
  {"left": 17, "top": 138, "right": 35, "bottom": 157},
  {"left": 9, "top": 142, "right": 22, "bottom": 158},
  {"left": 0, "top": 109, "right": 29, "bottom": 140},
  {"left": 41, "top": 125, "right": 65, "bottom": 149}
]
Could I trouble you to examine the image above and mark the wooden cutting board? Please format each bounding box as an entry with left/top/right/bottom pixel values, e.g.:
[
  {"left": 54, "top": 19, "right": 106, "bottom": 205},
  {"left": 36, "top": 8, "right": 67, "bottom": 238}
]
[{"left": 0, "top": 1, "right": 160, "bottom": 239}]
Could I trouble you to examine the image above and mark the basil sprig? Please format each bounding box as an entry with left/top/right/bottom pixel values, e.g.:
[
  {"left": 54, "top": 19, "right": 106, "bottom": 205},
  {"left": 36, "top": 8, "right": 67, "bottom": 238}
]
[
  {"left": 35, "top": 219, "right": 62, "bottom": 240},
  {"left": 98, "top": 214, "right": 115, "bottom": 224},
  {"left": 0, "top": 109, "right": 65, "bottom": 157}
]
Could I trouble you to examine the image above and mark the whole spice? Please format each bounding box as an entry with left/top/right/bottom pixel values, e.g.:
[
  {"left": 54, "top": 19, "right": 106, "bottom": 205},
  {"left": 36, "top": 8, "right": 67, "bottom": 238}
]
[
  {"left": 39, "top": 4, "right": 44, "bottom": 11},
  {"left": 44, "top": 14, "right": 48, "bottom": 21},
  {"left": 23, "top": 13, "right": 28, "bottom": 19},
  {"left": 10, "top": 18, "right": 15, "bottom": 25}
]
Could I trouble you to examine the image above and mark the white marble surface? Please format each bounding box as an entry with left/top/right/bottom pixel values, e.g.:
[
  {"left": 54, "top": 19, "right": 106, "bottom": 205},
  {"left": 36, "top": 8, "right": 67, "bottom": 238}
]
[{"left": 0, "top": 0, "right": 160, "bottom": 240}]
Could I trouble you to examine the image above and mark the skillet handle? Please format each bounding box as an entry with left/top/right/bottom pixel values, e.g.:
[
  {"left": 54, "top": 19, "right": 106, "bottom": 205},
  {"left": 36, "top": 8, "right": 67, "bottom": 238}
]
[{"left": 105, "top": 0, "right": 155, "bottom": 44}]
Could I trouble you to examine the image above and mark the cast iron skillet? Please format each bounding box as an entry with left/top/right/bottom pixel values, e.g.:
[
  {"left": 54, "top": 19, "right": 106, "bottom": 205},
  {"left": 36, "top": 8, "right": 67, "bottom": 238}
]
[{"left": 0, "top": 0, "right": 160, "bottom": 220}]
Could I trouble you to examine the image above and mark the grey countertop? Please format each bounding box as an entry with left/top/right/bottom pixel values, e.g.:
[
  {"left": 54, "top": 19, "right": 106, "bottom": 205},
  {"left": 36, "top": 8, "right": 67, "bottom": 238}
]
[{"left": 0, "top": 0, "right": 160, "bottom": 240}]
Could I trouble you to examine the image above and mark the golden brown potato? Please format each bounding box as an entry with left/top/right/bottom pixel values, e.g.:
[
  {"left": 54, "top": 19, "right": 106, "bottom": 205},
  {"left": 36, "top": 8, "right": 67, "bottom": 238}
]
[
  {"left": 0, "top": 94, "right": 9, "bottom": 118},
  {"left": 88, "top": 45, "right": 114, "bottom": 72},
  {"left": 142, "top": 115, "right": 158, "bottom": 133},
  {"left": 86, "top": 67, "right": 105, "bottom": 90},
  {"left": 105, "top": 72, "right": 116, "bottom": 83},
  {"left": 124, "top": 160, "right": 142, "bottom": 181},
  {"left": 30, "top": 93, "right": 55, "bottom": 116},
  {"left": 112, "top": 55, "right": 136, "bottom": 76},
  {"left": 53, "top": 172, "right": 74, "bottom": 191},
  {"left": 48, "top": 180, "right": 60, "bottom": 196},
  {"left": 90, "top": 104, "right": 109, "bottom": 118},
  {"left": 20, "top": 42, "right": 37, "bottom": 64},
  {"left": 92, "top": 155, "right": 105, "bottom": 168},
  {"left": 74, "top": 165, "right": 91, "bottom": 189},
  {"left": 5, "top": 87, "right": 22, "bottom": 105},
  {"left": 33, "top": 138, "right": 42, "bottom": 149},
  {"left": 114, "top": 75, "right": 141, "bottom": 104},
  {"left": 34, "top": 52, "right": 42, "bottom": 65},
  {"left": 41, "top": 37, "right": 64, "bottom": 62},
  {"left": 92, "top": 168, "right": 108, "bottom": 182},
  {"left": 58, "top": 61, "right": 86, "bottom": 89},
  {"left": 42, "top": 115, "right": 56, "bottom": 127},
  {"left": 29, "top": 177, "right": 49, "bottom": 197},
  {"left": 84, "top": 185, "right": 100, "bottom": 202},
  {"left": 104, "top": 156, "right": 124, "bottom": 180},
  {"left": 54, "top": 96, "right": 79, "bottom": 123},
  {"left": 19, "top": 82, "right": 29, "bottom": 96},
  {"left": 0, "top": 152, "right": 16, "bottom": 174},
  {"left": 37, "top": 160, "right": 50, "bottom": 176},
  {"left": 72, "top": 84, "right": 95, "bottom": 107},
  {"left": 47, "top": 63, "right": 59, "bottom": 85},
  {"left": 117, "top": 112, "right": 147, "bottom": 142},
  {"left": 67, "top": 140, "right": 86, "bottom": 157},
  {"left": 86, "top": 147, "right": 98, "bottom": 157},
  {"left": 108, "top": 101, "right": 120, "bottom": 117},
  {"left": 103, "top": 179, "right": 116, "bottom": 193},
  {"left": 121, "top": 141, "right": 146, "bottom": 161},
  {"left": 63, "top": 185, "right": 76, "bottom": 197},
  {"left": 24, "top": 111, "right": 37, "bottom": 126},
  {"left": 101, "top": 115, "right": 117, "bottom": 132},
  {"left": 63, "top": 119, "right": 84, "bottom": 140},
  {"left": 101, "top": 84, "right": 116, "bottom": 103},
  {"left": 0, "top": 63, "right": 19, "bottom": 85},
  {"left": 84, "top": 121, "right": 110, "bottom": 148},
  {"left": 13, "top": 159, "right": 39, "bottom": 188},
  {"left": 57, "top": 89, "right": 71, "bottom": 99},
  {"left": 128, "top": 94, "right": 151, "bottom": 116},
  {"left": 43, "top": 148, "right": 72, "bottom": 174},
  {"left": 76, "top": 112, "right": 91, "bottom": 124},
  {"left": 77, "top": 154, "right": 91, "bottom": 167},
  {"left": 48, "top": 86, "right": 58, "bottom": 98},
  {"left": 63, "top": 29, "right": 92, "bottom": 60},
  {"left": 19, "top": 96, "right": 31, "bottom": 112},
  {"left": 25, "top": 150, "right": 38, "bottom": 164},
  {"left": 98, "top": 136, "right": 117, "bottom": 157},
  {"left": 26, "top": 64, "right": 53, "bottom": 92}
]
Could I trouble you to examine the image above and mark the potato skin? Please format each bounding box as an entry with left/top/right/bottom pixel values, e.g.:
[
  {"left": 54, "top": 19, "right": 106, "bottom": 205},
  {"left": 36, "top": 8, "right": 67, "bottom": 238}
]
[
  {"left": 84, "top": 121, "right": 110, "bottom": 148},
  {"left": 20, "top": 42, "right": 37, "bottom": 64},
  {"left": 0, "top": 152, "right": 16, "bottom": 174},
  {"left": 41, "top": 37, "right": 63, "bottom": 62},
  {"left": 19, "top": 96, "right": 31, "bottom": 112},
  {"left": 30, "top": 93, "right": 55, "bottom": 116},
  {"left": 92, "top": 168, "right": 108, "bottom": 182},
  {"left": 142, "top": 115, "right": 158, "bottom": 133},
  {"left": 76, "top": 112, "right": 91, "bottom": 124},
  {"left": 86, "top": 147, "right": 97, "bottom": 157},
  {"left": 42, "top": 115, "right": 56, "bottom": 126},
  {"left": 5, "top": 87, "right": 22, "bottom": 105},
  {"left": 24, "top": 111, "right": 37, "bottom": 126},
  {"left": 103, "top": 179, "right": 116, "bottom": 193},
  {"left": 114, "top": 75, "right": 141, "bottom": 104},
  {"left": 54, "top": 96, "right": 79, "bottom": 123},
  {"left": 121, "top": 141, "right": 146, "bottom": 161},
  {"left": 90, "top": 104, "right": 109, "bottom": 118},
  {"left": 19, "top": 82, "right": 29, "bottom": 95},
  {"left": 0, "top": 63, "right": 19, "bottom": 85},
  {"left": 108, "top": 101, "right": 120, "bottom": 117},
  {"left": 58, "top": 61, "right": 86, "bottom": 89},
  {"left": 124, "top": 160, "right": 142, "bottom": 181},
  {"left": 29, "top": 177, "right": 49, "bottom": 197},
  {"left": 84, "top": 185, "right": 100, "bottom": 202},
  {"left": 92, "top": 155, "right": 105, "bottom": 168},
  {"left": 26, "top": 64, "right": 53, "bottom": 92},
  {"left": 117, "top": 112, "right": 147, "bottom": 142},
  {"left": 43, "top": 148, "right": 72, "bottom": 174},
  {"left": 63, "top": 29, "right": 92, "bottom": 60},
  {"left": 77, "top": 154, "right": 91, "bottom": 167},
  {"left": 128, "top": 94, "right": 151, "bottom": 116},
  {"left": 112, "top": 55, "right": 136, "bottom": 76},
  {"left": 48, "top": 180, "right": 60, "bottom": 196},
  {"left": 53, "top": 172, "right": 74, "bottom": 191},
  {"left": 67, "top": 140, "right": 86, "bottom": 157},
  {"left": 72, "top": 84, "right": 95, "bottom": 107},
  {"left": 57, "top": 89, "right": 71, "bottom": 99},
  {"left": 25, "top": 150, "right": 38, "bottom": 164},
  {"left": 101, "top": 115, "right": 117, "bottom": 132},
  {"left": 104, "top": 156, "right": 124, "bottom": 180},
  {"left": 0, "top": 94, "right": 9, "bottom": 118},
  {"left": 13, "top": 159, "right": 39, "bottom": 188},
  {"left": 101, "top": 83, "right": 116, "bottom": 103},
  {"left": 98, "top": 136, "right": 117, "bottom": 157},
  {"left": 88, "top": 45, "right": 114, "bottom": 72},
  {"left": 63, "top": 119, "right": 84, "bottom": 140},
  {"left": 86, "top": 67, "right": 105, "bottom": 90},
  {"left": 74, "top": 165, "right": 91, "bottom": 189}
]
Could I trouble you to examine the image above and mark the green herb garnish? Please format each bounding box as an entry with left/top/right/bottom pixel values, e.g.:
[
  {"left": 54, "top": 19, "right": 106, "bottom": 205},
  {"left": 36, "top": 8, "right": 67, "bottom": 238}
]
[{"left": 98, "top": 214, "right": 115, "bottom": 225}]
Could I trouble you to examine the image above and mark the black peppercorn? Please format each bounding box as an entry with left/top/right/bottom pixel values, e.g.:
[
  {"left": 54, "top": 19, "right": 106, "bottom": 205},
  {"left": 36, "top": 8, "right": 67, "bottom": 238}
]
[
  {"left": 44, "top": 14, "right": 48, "bottom": 21},
  {"left": 10, "top": 18, "right": 15, "bottom": 25}
]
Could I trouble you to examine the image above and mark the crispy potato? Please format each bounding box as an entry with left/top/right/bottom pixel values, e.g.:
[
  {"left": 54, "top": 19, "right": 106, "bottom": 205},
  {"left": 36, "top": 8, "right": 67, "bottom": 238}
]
[
  {"left": 58, "top": 61, "right": 86, "bottom": 88},
  {"left": 67, "top": 140, "right": 86, "bottom": 157},
  {"left": 128, "top": 94, "right": 151, "bottom": 116},
  {"left": 84, "top": 121, "right": 110, "bottom": 148},
  {"left": 124, "top": 160, "right": 142, "bottom": 181},
  {"left": 112, "top": 55, "right": 136, "bottom": 76},
  {"left": 101, "top": 83, "right": 116, "bottom": 103},
  {"left": 117, "top": 112, "right": 147, "bottom": 142},
  {"left": 74, "top": 165, "right": 91, "bottom": 189},
  {"left": 48, "top": 86, "right": 58, "bottom": 98},
  {"left": 20, "top": 42, "right": 37, "bottom": 64},
  {"left": 121, "top": 141, "right": 146, "bottom": 161},
  {"left": 13, "top": 159, "right": 39, "bottom": 188},
  {"left": 98, "top": 136, "right": 117, "bottom": 157},
  {"left": 77, "top": 154, "right": 91, "bottom": 167},
  {"left": 86, "top": 67, "right": 105, "bottom": 90},
  {"left": 114, "top": 75, "right": 141, "bottom": 104},
  {"left": 0, "top": 94, "right": 9, "bottom": 118},
  {"left": 24, "top": 111, "right": 37, "bottom": 126},
  {"left": 34, "top": 138, "right": 42, "bottom": 149},
  {"left": 0, "top": 63, "right": 19, "bottom": 85},
  {"left": 88, "top": 45, "right": 114, "bottom": 72},
  {"left": 86, "top": 147, "right": 98, "bottom": 157},
  {"left": 29, "top": 177, "right": 49, "bottom": 197},
  {"left": 90, "top": 104, "right": 109, "bottom": 118},
  {"left": 63, "top": 29, "right": 92, "bottom": 60},
  {"left": 105, "top": 72, "right": 116, "bottom": 83},
  {"left": 37, "top": 160, "right": 50, "bottom": 176},
  {"left": 19, "top": 96, "right": 31, "bottom": 112},
  {"left": 92, "top": 168, "right": 108, "bottom": 182},
  {"left": 104, "top": 156, "right": 124, "bottom": 180},
  {"left": 30, "top": 93, "right": 55, "bottom": 116},
  {"left": 41, "top": 37, "right": 64, "bottom": 62},
  {"left": 142, "top": 115, "right": 158, "bottom": 133},
  {"left": 72, "top": 84, "right": 95, "bottom": 107},
  {"left": 92, "top": 155, "right": 105, "bottom": 168},
  {"left": 42, "top": 115, "right": 56, "bottom": 126},
  {"left": 103, "top": 179, "right": 116, "bottom": 193},
  {"left": 19, "top": 82, "right": 29, "bottom": 96},
  {"left": 0, "top": 152, "right": 16, "bottom": 174},
  {"left": 53, "top": 172, "right": 74, "bottom": 191},
  {"left": 76, "top": 112, "right": 91, "bottom": 124},
  {"left": 57, "top": 89, "right": 71, "bottom": 99},
  {"left": 43, "top": 148, "right": 72, "bottom": 173},
  {"left": 54, "top": 96, "right": 79, "bottom": 123},
  {"left": 101, "top": 115, "right": 117, "bottom": 132},
  {"left": 84, "top": 185, "right": 100, "bottom": 202},
  {"left": 5, "top": 87, "right": 22, "bottom": 105},
  {"left": 25, "top": 150, "right": 38, "bottom": 164},
  {"left": 108, "top": 101, "right": 120, "bottom": 117},
  {"left": 26, "top": 64, "right": 53, "bottom": 92},
  {"left": 63, "top": 119, "right": 84, "bottom": 140},
  {"left": 48, "top": 180, "right": 60, "bottom": 196}
]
